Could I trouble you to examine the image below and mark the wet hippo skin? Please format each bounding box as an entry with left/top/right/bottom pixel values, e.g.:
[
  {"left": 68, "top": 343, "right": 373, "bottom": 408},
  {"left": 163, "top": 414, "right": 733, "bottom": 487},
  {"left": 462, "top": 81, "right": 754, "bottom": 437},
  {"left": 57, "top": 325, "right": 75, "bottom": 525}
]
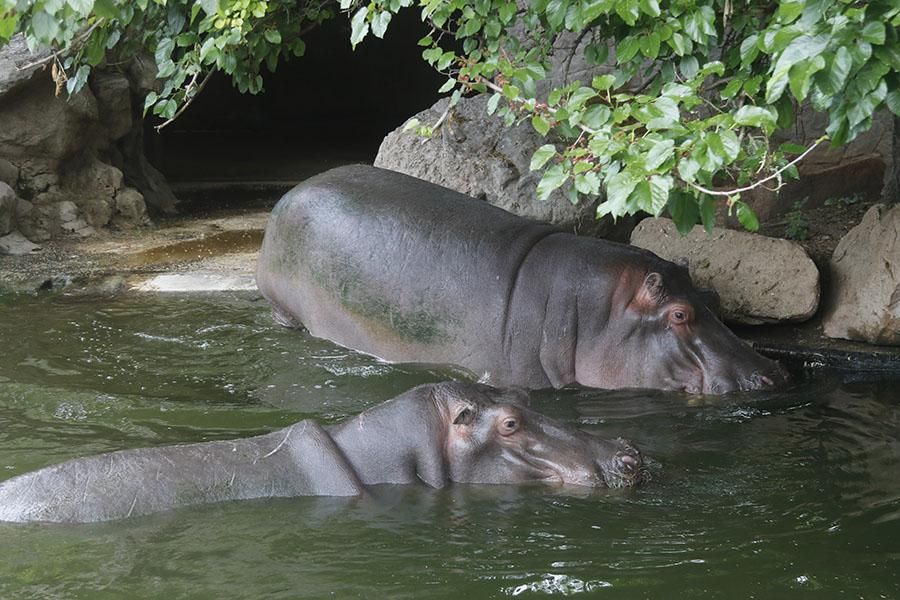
[
  {"left": 257, "top": 165, "right": 787, "bottom": 394},
  {"left": 0, "top": 382, "right": 641, "bottom": 523}
]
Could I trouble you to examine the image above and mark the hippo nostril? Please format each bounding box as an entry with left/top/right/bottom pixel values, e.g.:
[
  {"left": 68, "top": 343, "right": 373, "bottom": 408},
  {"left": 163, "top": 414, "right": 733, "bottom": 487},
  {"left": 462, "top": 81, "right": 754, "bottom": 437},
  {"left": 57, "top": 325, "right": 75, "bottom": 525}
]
[{"left": 615, "top": 451, "right": 640, "bottom": 471}]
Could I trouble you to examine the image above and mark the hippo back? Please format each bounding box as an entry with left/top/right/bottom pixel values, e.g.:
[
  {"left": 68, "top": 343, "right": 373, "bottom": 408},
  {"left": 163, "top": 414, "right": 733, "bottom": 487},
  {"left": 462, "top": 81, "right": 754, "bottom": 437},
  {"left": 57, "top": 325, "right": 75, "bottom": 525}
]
[{"left": 257, "top": 165, "right": 558, "bottom": 375}]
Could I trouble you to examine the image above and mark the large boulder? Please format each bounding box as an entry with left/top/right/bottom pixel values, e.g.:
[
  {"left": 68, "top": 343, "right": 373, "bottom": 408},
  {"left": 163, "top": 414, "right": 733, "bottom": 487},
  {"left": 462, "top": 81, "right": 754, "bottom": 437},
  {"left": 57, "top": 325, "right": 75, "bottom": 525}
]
[
  {"left": 631, "top": 218, "right": 820, "bottom": 324},
  {"left": 375, "top": 95, "right": 603, "bottom": 232},
  {"left": 0, "top": 35, "right": 173, "bottom": 242},
  {"left": 822, "top": 205, "right": 900, "bottom": 344},
  {"left": 0, "top": 182, "right": 15, "bottom": 236}
]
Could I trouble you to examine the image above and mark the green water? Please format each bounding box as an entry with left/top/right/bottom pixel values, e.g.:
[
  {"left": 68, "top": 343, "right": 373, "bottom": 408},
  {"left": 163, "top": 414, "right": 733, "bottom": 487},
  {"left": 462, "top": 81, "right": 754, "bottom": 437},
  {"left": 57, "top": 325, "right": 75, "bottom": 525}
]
[{"left": 0, "top": 294, "right": 897, "bottom": 599}]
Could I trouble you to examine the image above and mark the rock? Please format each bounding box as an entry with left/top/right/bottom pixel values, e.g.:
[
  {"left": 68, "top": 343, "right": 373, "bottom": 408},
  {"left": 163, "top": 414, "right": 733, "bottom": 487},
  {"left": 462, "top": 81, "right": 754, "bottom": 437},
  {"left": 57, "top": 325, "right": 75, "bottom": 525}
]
[
  {"left": 630, "top": 218, "right": 820, "bottom": 324},
  {"left": 90, "top": 71, "right": 134, "bottom": 142},
  {"left": 0, "top": 182, "right": 15, "bottom": 236},
  {"left": 112, "top": 187, "right": 149, "bottom": 228},
  {"left": 0, "top": 158, "right": 18, "bottom": 188},
  {"left": 374, "top": 95, "right": 606, "bottom": 233},
  {"left": 0, "top": 74, "right": 100, "bottom": 160},
  {"left": 0, "top": 231, "right": 41, "bottom": 255},
  {"left": 14, "top": 197, "right": 49, "bottom": 242},
  {"left": 0, "top": 34, "right": 49, "bottom": 97},
  {"left": 822, "top": 205, "right": 900, "bottom": 344}
]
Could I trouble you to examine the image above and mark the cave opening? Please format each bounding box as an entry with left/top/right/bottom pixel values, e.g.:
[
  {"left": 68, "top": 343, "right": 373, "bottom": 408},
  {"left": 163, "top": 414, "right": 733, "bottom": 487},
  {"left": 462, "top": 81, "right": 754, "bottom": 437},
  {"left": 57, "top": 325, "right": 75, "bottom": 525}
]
[{"left": 146, "top": 11, "right": 444, "bottom": 210}]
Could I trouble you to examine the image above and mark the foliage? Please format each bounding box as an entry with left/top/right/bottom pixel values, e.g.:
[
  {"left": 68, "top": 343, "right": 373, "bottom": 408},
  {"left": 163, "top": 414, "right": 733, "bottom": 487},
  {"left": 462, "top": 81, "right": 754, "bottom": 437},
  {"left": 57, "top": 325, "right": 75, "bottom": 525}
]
[
  {"left": 346, "top": 0, "right": 900, "bottom": 232},
  {"left": 0, "top": 0, "right": 333, "bottom": 125},
  {"left": 2, "top": 0, "right": 899, "bottom": 231},
  {"left": 784, "top": 198, "right": 809, "bottom": 240}
]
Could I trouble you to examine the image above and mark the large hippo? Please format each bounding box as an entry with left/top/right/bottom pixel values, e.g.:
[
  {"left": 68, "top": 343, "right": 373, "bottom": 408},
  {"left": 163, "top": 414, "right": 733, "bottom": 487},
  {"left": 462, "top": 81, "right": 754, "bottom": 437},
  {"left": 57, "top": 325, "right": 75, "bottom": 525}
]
[
  {"left": 0, "top": 382, "right": 641, "bottom": 523},
  {"left": 257, "top": 165, "right": 786, "bottom": 394}
]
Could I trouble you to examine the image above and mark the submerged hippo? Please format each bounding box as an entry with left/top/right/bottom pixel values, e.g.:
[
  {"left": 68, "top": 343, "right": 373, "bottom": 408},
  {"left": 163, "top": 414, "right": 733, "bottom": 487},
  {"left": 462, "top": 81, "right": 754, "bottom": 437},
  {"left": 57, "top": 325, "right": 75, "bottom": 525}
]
[
  {"left": 0, "top": 382, "right": 641, "bottom": 523},
  {"left": 257, "top": 165, "right": 786, "bottom": 394}
]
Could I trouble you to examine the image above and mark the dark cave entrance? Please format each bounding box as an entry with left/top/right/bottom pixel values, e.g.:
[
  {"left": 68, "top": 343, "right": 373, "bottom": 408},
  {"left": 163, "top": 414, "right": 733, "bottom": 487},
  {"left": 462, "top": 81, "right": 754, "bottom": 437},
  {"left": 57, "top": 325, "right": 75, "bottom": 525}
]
[{"left": 147, "top": 11, "right": 444, "bottom": 203}]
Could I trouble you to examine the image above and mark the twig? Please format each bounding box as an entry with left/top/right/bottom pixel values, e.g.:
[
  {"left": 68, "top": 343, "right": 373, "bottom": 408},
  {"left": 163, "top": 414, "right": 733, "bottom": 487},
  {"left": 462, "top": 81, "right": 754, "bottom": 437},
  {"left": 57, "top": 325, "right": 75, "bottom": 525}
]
[
  {"left": 154, "top": 68, "right": 215, "bottom": 131},
  {"left": 684, "top": 136, "right": 827, "bottom": 197},
  {"left": 16, "top": 22, "right": 101, "bottom": 71}
]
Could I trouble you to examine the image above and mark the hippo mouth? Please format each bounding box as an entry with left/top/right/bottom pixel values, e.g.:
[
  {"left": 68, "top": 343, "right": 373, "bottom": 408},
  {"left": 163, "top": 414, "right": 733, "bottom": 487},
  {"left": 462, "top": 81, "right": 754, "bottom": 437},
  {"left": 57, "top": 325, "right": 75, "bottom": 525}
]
[{"left": 504, "top": 448, "right": 641, "bottom": 489}]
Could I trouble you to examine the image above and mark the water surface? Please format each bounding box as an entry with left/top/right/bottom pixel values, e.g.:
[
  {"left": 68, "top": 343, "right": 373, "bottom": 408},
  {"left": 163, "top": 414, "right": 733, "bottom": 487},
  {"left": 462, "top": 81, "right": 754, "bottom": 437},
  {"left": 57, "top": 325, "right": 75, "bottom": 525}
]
[{"left": 0, "top": 294, "right": 897, "bottom": 598}]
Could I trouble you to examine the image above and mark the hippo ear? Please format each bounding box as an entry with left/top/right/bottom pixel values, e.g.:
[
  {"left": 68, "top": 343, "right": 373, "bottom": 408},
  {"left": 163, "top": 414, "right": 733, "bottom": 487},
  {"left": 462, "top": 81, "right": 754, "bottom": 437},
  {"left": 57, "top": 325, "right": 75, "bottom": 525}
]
[
  {"left": 697, "top": 287, "right": 722, "bottom": 317},
  {"left": 452, "top": 404, "right": 477, "bottom": 426},
  {"left": 634, "top": 272, "right": 668, "bottom": 308}
]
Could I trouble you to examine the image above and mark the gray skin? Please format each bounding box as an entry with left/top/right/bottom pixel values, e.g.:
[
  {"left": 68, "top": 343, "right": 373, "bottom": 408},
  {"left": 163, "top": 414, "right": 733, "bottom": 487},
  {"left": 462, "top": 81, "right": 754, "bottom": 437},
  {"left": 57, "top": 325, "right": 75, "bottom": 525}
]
[
  {"left": 257, "top": 165, "right": 787, "bottom": 394},
  {"left": 0, "top": 382, "right": 642, "bottom": 523}
]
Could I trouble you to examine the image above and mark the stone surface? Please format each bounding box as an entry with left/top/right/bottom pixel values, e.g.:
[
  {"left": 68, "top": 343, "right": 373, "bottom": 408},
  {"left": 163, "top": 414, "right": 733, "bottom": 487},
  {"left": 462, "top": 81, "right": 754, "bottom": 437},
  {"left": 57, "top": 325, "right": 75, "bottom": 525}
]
[
  {"left": 0, "top": 158, "right": 17, "bottom": 188},
  {"left": 822, "top": 204, "right": 900, "bottom": 344},
  {"left": 0, "top": 36, "right": 178, "bottom": 242},
  {"left": 0, "top": 182, "right": 15, "bottom": 236},
  {"left": 631, "top": 218, "right": 820, "bottom": 325},
  {"left": 0, "top": 231, "right": 41, "bottom": 255},
  {"left": 89, "top": 71, "right": 133, "bottom": 142},
  {"left": 374, "top": 95, "right": 606, "bottom": 233},
  {"left": 112, "top": 187, "right": 149, "bottom": 228}
]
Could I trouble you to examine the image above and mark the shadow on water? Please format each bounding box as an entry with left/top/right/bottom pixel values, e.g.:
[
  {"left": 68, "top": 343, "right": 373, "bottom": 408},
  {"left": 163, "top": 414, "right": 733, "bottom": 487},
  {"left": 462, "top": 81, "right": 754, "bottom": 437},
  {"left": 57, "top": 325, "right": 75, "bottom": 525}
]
[{"left": 0, "top": 293, "right": 898, "bottom": 598}]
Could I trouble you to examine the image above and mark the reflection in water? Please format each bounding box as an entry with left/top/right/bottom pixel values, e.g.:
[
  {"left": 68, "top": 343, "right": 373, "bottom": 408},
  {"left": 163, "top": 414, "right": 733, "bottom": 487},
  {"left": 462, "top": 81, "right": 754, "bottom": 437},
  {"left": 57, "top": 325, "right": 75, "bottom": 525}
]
[{"left": 0, "top": 294, "right": 898, "bottom": 598}]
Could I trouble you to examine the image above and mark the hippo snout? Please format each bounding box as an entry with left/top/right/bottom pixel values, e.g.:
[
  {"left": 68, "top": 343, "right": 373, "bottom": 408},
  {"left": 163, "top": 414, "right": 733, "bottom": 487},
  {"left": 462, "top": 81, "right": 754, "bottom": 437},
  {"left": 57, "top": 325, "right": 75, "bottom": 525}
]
[
  {"left": 739, "top": 364, "right": 790, "bottom": 391},
  {"left": 598, "top": 438, "right": 643, "bottom": 489}
]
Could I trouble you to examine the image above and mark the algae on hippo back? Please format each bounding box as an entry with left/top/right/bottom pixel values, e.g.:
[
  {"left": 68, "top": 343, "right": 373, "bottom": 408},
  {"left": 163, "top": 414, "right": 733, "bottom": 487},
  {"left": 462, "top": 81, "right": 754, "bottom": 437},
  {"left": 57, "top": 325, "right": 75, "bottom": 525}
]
[{"left": 257, "top": 165, "right": 787, "bottom": 393}]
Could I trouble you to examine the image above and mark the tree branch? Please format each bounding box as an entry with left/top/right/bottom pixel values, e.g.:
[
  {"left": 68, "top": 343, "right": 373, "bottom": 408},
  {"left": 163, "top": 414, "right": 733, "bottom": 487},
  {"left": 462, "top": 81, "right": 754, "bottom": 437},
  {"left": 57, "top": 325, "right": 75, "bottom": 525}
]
[
  {"left": 684, "top": 136, "right": 827, "bottom": 197},
  {"left": 154, "top": 68, "right": 216, "bottom": 131}
]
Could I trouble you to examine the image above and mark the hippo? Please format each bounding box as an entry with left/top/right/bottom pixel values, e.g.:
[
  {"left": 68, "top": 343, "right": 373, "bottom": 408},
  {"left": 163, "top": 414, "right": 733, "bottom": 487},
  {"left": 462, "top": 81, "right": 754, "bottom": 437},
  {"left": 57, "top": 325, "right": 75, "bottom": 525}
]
[
  {"left": 257, "top": 165, "right": 786, "bottom": 394},
  {"left": 0, "top": 382, "right": 642, "bottom": 523}
]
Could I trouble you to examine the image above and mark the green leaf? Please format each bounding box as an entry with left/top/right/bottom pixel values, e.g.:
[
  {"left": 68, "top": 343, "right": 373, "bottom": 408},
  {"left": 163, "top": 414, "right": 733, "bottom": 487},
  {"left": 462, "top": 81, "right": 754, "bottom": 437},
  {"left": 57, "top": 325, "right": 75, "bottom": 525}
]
[
  {"left": 735, "top": 200, "right": 759, "bottom": 231},
  {"left": 592, "top": 74, "right": 615, "bottom": 90},
  {"left": 143, "top": 91, "right": 158, "bottom": 114},
  {"left": 616, "top": 36, "right": 640, "bottom": 63},
  {"left": 733, "top": 105, "right": 777, "bottom": 131},
  {"left": 699, "top": 196, "right": 716, "bottom": 234},
  {"left": 532, "top": 115, "right": 551, "bottom": 136},
  {"left": 31, "top": 10, "right": 60, "bottom": 41},
  {"left": 66, "top": 0, "right": 94, "bottom": 17},
  {"left": 84, "top": 29, "right": 108, "bottom": 66},
  {"left": 648, "top": 175, "right": 673, "bottom": 216},
  {"left": 438, "top": 78, "right": 456, "bottom": 94},
  {"left": 93, "top": 0, "right": 118, "bottom": 19},
  {"left": 638, "top": 0, "right": 660, "bottom": 18},
  {"left": 530, "top": 144, "right": 556, "bottom": 171},
  {"left": 371, "top": 11, "right": 392, "bottom": 38},
  {"left": 604, "top": 170, "right": 639, "bottom": 217},
  {"left": 861, "top": 21, "right": 886, "bottom": 45},
  {"left": 537, "top": 164, "right": 568, "bottom": 199},
  {"left": 645, "top": 138, "right": 674, "bottom": 170},
  {"left": 574, "top": 171, "right": 601, "bottom": 195},
  {"left": 678, "top": 157, "right": 700, "bottom": 182},
  {"left": 200, "top": 0, "right": 219, "bottom": 16},
  {"left": 0, "top": 14, "right": 17, "bottom": 41},
  {"left": 887, "top": 88, "right": 900, "bottom": 117},
  {"left": 568, "top": 86, "right": 595, "bottom": 109},
  {"left": 264, "top": 29, "right": 282, "bottom": 44},
  {"left": 350, "top": 7, "right": 369, "bottom": 48},
  {"left": 668, "top": 190, "right": 699, "bottom": 235},
  {"left": 487, "top": 92, "right": 501, "bottom": 115},
  {"left": 679, "top": 55, "right": 699, "bottom": 78}
]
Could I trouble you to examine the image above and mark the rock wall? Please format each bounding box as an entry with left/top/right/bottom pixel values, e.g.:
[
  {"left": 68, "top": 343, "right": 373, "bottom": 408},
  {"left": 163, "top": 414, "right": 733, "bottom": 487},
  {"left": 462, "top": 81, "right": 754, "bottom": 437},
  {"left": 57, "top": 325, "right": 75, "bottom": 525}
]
[
  {"left": 0, "top": 35, "right": 175, "bottom": 252},
  {"left": 823, "top": 204, "right": 900, "bottom": 344}
]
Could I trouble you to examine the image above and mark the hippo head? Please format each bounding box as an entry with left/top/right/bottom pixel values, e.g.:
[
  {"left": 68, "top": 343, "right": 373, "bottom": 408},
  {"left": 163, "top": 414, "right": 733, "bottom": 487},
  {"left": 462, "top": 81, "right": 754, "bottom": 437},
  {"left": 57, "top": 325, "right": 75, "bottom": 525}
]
[
  {"left": 575, "top": 260, "right": 788, "bottom": 394},
  {"left": 436, "top": 384, "right": 642, "bottom": 489}
]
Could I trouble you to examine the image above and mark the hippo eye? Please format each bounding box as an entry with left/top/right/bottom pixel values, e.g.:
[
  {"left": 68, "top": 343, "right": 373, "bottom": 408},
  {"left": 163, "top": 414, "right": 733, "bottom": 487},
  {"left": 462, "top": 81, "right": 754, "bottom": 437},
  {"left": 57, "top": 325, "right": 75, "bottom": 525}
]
[
  {"left": 670, "top": 309, "right": 688, "bottom": 324},
  {"left": 499, "top": 417, "right": 519, "bottom": 436},
  {"left": 453, "top": 407, "right": 476, "bottom": 426}
]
